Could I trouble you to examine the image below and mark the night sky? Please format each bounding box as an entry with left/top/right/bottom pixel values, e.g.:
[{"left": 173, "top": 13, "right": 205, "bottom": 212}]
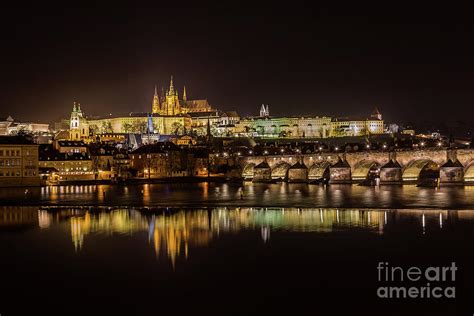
[{"left": 1, "top": 4, "right": 474, "bottom": 126}]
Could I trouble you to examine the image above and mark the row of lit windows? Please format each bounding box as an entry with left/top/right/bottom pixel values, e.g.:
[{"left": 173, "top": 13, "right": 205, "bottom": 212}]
[
  {"left": 0, "top": 149, "right": 21, "bottom": 157},
  {"left": 0, "top": 159, "right": 21, "bottom": 166},
  {"left": 0, "top": 170, "right": 21, "bottom": 177}
]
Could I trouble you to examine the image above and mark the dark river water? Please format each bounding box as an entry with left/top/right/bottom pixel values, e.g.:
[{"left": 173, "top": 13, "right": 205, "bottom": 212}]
[
  {"left": 1, "top": 184, "right": 474, "bottom": 315},
  {"left": 0, "top": 182, "right": 474, "bottom": 209}
]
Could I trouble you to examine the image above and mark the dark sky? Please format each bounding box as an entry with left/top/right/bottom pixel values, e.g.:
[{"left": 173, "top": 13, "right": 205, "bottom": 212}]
[{"left": 1, "top": 4, "right": 474, "bottom": 124}]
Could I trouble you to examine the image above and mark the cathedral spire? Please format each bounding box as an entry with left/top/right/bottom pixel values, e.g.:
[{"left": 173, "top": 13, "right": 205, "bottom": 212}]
[
  {"left": 152, "top": 85, "right": 161, "bottom": 114},
  {"left": 183, "top": 86, "right": 187, "bottom": 102},
  {"left": 73, "top": 101, "right": 77, "bottom": 112},
  {"left": 169, "top": 75, "right": 175, "bottom": 95}
]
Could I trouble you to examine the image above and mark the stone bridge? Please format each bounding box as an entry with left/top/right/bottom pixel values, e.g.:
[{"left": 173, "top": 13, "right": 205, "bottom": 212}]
[{"left": 237, "top": 148, "right": 474, "bottom": 184}]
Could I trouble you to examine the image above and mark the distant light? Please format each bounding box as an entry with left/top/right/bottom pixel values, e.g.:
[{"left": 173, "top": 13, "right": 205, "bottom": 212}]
[
  {"left": 280, "top": 148, "right": 284, "bottom": 153},
  {"left": 420, "top": 142, "right": 425, "bottom": 146},
  {"left": 319, "top": 146, "right": 323, "bottom": 150},
  {"left": 383, "top": 144, "right": 387, "bottom": 149},
  {"left": 249, "top": 150, "right": 253, "bottom": 155},
  {"left": 264, "top": 150, "right": 268, "bottom": 155},
  {"left": 366, "top": 144, "right": 370, "bottom": 149},
  {"left": 334, "top": 147, "right": 339, "bottom": 151},
  {"left": 438, "top": 142, "right": 442, "bottom": 147},
  {"left": 237, "top": 152, "right": 241, "bottom": 156}
]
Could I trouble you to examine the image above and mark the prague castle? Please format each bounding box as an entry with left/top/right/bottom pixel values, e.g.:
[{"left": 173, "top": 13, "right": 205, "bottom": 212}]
[
  {"left": 66, "top": 75, "right": 384, "bottom": 142},
  {"left": 233, "top": 106, "right": 384, "bottom": 138},
  {"left": 68, "top": 76, "right": 214, "bottom": 141}
]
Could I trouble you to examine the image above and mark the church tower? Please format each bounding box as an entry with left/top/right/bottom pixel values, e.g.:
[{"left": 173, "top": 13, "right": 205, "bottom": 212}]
[
  {"left": 69, "top": 102, "right": 89, "bottom": 141},
  {"left": 183, "top": 86, "right": 187, "bottom": 102},
  {"left": 152, "top": 85, "right": 161, "bottom": 114},
  {"left": 163, "top": 75, "right": 181, "bottom": 115},
  {"left": 259, "top": 104, "right": 269, "bottom": 117}
]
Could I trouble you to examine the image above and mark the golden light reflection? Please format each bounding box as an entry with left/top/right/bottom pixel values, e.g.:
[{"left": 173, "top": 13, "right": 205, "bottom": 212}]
[{"left": 1, "top": 207, "right": 467, "bottom": 267}]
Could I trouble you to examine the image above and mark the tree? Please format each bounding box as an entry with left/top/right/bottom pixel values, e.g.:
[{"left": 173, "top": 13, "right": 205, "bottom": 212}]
[
  {"left": 101, "top": 121, "right": 113, "bottom": 133},
  {"left": 122, "top": 123, "right": 132, "bottom": 133},
  {"left": 171, "top": 122, "right": 183, "bottom": 135}
]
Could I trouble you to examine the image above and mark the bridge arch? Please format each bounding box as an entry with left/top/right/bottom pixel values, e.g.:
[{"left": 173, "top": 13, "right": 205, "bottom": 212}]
[
  {"left": 402, "top": 159, "right": 440, "bottom": 182},
  {"left": 465, "top": 160, "right": 474, "bottom": 183},
  {"left": 242, "top": 163, "right": 255, "bottom": 180},
  {"left": 308, "top": 161, "right": 331, "bottom": 182},
  {"left": 271, "top": 161, "right": 291, "bottom": 180},
  {"left": 352, "top": 160, "right": 381, "bottom": 181}
]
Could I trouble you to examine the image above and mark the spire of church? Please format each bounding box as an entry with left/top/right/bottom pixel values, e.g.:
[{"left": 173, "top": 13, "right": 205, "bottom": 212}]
[
  {"left": 152, "top": 85, "right": 161, "bottom": 114},
  {"left": 183, "top": 86, "right": 187, "bottom": 102},
  {"left": 73, "top": 101, "right": 77, "bottom": 112},
  {"left": 260, "top": 104, "right": 268, "bottom": 117},
  {"left": 169, "top": 75, "right": 175, "bottom": 95}
]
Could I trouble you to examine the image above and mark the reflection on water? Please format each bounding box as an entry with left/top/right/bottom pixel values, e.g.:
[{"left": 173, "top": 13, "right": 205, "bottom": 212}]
[
  {"left": 2, "top": 183, "right": 474, "bottom": 209},
  {"left": 1, "top": 206, "right": 471, "bottom": 266}
]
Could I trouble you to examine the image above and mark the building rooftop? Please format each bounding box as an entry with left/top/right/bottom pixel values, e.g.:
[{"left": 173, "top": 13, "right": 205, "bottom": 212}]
[
  {"left": 39, "top": 144, "right": 91, "bottom": 161},
  {"left": 57, "top": 140, "right": 87, "bottom": 147},
  {"left": 0, "top": 135, "right": 35, "bottom": 145},
  {"left": 131, "top": 142, "right": 180, "bottom": 154}
]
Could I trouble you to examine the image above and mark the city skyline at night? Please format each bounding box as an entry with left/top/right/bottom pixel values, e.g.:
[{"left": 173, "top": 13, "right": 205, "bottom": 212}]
[
  {"left": 2, "top": 5, "right": 474, "bottom": 125},
  {"left": 2, "top": 5, "right": 474, "bottom": 316}
]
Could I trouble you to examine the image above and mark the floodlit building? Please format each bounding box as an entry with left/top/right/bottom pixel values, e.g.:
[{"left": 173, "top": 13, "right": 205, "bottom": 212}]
[{"left": 0, "top": 136, "right": 40, "bottom": 186}]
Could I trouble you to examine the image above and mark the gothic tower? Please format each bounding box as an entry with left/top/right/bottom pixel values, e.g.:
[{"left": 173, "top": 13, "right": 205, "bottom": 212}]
[
  {"left": 152, "top": 85, "right": 160, "bottom": 114},
  {"left": 183, "top": 86, "right": 187, "bottom": 102},
  {"left": 163, "top": 75, "right": 181, "bottom": 115}
]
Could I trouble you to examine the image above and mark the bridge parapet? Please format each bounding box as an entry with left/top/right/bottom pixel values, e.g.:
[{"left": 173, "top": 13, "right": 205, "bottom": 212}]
[{"left": 237, "top": 148, "right": 474, "bottom": 183}]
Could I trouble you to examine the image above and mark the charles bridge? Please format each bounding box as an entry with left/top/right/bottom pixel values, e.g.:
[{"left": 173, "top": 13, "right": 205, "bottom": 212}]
[{"left": 236, "top": 148, "right": 474, "bottom": 184}]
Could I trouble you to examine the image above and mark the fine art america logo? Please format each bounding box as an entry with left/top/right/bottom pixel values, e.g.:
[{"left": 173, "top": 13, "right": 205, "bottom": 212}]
[{"left": 377, "top": 262, "right": 457, "bottom": 299}]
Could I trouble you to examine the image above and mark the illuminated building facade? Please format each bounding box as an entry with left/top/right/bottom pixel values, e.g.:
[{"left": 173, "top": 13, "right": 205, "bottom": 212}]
[
  {"left": 0, "top": 116, "right": 49, "bottom": 136},
  {"left": 234, "top": 115, "right": 333, "bottom": 138},
  {"left": 39, "top": 144, "right": 94, "bottom": 181},
  {"left": 330, "top": 108, "right": 384, "bottom": 137},
  {"left": 233, "top": 107, "right": 384, "bottom": 138},
  {"left": 0, "top": 136, "right": 40, "bottom": 186}
]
